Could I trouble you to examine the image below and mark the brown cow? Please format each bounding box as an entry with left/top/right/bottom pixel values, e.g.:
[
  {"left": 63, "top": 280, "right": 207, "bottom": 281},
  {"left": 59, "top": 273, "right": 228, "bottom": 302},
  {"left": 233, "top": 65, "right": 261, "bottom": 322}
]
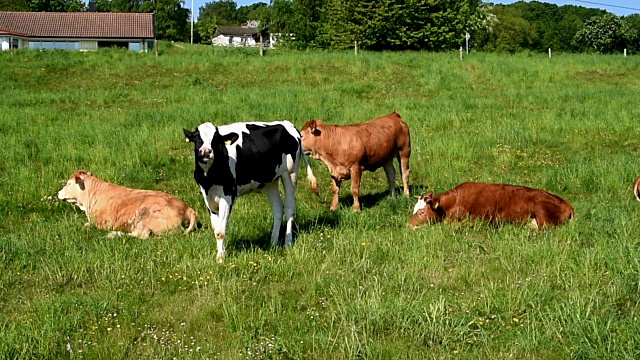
[
  {"left": 58, "top": 170, "right": 197, "bottom": 238},
  {"left": 633, "top": 177, "right": 640, "bottom": 201},
  {"left": 299, "top": 111, "right": 411, "bottom": 211},
  {"left": 409, "top": 182, "right": 574, "bottom": 229}
]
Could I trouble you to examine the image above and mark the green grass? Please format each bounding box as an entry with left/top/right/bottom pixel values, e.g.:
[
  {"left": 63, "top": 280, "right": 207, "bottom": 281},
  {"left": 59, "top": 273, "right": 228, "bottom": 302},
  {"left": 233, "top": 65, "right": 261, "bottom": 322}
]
[{"left": 2, "top": 43, "right": 640, "bottom": 359}]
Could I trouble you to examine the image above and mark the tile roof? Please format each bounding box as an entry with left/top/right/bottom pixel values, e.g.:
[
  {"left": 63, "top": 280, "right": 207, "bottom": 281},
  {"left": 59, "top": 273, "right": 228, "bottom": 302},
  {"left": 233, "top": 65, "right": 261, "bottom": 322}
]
[{"left": 0, "top": 12, "right": 155, "bottom": 39}]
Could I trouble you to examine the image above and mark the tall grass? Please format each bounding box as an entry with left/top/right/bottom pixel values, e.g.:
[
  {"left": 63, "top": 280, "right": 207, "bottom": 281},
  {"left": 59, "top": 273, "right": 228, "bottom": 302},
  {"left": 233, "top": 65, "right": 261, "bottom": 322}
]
[{"left": 1, "top": 43, "right": 640, "bottom": 358}]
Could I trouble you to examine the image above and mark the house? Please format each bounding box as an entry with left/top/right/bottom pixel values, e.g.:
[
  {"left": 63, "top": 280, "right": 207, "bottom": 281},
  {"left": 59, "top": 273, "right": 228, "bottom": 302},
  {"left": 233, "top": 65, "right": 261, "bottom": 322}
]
[
  {"left": 0, "top": 11, "right": 155, "bottom": 52},
  {"left": 212, "top": 24, "right": 269, "bottom": 48}
]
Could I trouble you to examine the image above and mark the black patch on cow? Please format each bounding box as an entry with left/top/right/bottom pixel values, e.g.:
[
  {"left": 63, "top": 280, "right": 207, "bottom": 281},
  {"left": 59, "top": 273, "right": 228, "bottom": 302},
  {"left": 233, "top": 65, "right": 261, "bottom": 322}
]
[
  {"left": 192, "top": 130, "right": 237, "bottom": 198},
  {"left": 234, "top": 124, "right": 298, "bottom": 187},
  {"left": 188, "top": 123, "right": 299, "bottom": 202}
]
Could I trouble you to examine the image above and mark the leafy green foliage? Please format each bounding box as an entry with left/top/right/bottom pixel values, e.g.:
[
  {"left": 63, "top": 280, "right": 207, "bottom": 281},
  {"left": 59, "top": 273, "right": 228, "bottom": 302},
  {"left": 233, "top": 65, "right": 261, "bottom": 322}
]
[
  {"left": 28, "top": 0, "right": 85, "bottom": 11},
  {"left": 319, "top": 0, "right": 483, "bottom": 51},
  {"left": 573, "top": 14, "right": 637, "bottom": 54},
  {"left": 0, "top": 0, "right": 29, "bottom": 11},
  {"left": 476, "top": 6, "right": 536, "bottom": 53},
  {"left": 97, "top": 0, "right": 144, "bottom": 12},
  {"left": 140, "top": 0, "right": 190, "bottom": 42}
]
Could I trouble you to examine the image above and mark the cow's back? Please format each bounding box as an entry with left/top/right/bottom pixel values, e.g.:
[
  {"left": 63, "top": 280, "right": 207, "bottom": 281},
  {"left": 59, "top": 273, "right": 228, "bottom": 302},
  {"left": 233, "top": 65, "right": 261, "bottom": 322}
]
[
  {"left": 451, "top": 182, "right": 573, "bottom": 224},
  {"left": 335, "top": 112, "right": 410, "bottom": 169},
  {"left": 89, "top": 182, "right": 194, "bottom": 234}
]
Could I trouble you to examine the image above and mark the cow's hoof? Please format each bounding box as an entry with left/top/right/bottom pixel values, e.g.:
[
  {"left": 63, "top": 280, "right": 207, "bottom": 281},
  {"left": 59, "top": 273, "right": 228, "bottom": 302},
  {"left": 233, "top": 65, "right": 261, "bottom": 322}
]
[{"left": 216, "top": 255, "right": 225, "bottom": 264}]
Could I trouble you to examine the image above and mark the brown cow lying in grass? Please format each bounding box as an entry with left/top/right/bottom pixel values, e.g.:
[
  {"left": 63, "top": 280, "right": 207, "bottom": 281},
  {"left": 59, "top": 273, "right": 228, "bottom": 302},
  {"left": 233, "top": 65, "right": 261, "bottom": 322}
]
[
  {"left": 299, "top": 111, "right": 411, "bottom": 211},
  {"left": 409, "top": 182, "right": 574, "bottom": 229},
  {"left": 58, "top": 170, "right": 197, "bottom": 238},
  {"left": 633, "top": 176, "right": 640, "bottom": 201}
]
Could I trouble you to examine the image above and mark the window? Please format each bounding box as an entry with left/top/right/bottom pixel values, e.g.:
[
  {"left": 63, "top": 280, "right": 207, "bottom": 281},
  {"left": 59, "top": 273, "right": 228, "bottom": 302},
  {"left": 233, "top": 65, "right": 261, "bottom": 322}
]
[
  {"left": 28, "top": 41, "right": 41, "bottom": 49},
  {"left": 41, "top": 42, "right": 54, "bottom": 50},
  {"left": 128, "top": 42, "right": 141, "bottom": 52}
]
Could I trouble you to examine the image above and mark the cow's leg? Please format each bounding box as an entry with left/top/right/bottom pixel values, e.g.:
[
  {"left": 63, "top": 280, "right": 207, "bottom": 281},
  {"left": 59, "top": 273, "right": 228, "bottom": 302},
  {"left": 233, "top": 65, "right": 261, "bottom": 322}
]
[
  {"left": 330, "top": 176, "right": 342, "bottom": 211},
  {"left": 350, "top": 166, "right": 363, "bottom": 212},
  {"left": 212, "top": 198, "right": 232, "bottom": 263},
  {"left": 398, "top": 153, "right": 410, "bottom": 196},
  {"left": 281, "top": 174, "right": 297, "bottom": 247},
  {"left": 264, "top": 182, "right": 284, "bottom": 247},
  {"left": 533, "top": 202, "right": 564, "bottom": 227},
  {"left": 383, "top": 159, "right": 396, "bottom": 195},
  {"left": 130, "top": 223, "right": 151, "bottom": 239}
]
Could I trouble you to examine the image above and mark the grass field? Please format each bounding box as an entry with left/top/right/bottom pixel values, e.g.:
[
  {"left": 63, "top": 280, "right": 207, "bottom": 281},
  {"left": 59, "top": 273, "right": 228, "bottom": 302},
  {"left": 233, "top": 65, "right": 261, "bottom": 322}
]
[{"left": 2, "top": 43, "right": 640, "bottom": 359}]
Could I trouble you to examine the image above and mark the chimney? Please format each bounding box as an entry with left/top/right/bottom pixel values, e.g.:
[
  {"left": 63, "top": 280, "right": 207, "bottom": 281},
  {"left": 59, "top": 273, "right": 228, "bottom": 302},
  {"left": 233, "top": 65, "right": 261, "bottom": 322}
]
[{"left": 89, "top": 0, "right": 96, "bottom": 12}]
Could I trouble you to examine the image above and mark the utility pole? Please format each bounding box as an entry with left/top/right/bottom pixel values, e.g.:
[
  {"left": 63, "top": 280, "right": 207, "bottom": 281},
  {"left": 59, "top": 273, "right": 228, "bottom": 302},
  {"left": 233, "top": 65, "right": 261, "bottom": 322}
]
[{"left": 190, "top": 0, "right": 194, "bottom": 44}]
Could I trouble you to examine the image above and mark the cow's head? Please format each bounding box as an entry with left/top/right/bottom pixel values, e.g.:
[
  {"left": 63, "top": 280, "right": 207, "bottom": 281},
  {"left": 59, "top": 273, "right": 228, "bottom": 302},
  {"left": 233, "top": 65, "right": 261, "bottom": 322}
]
[
  {"left": 299, "top": 119, "right": 324, "bottom": 156},
  {"left": 184, "top": 122, "right": 239, "bottom": 166},
  {"left": 58, "top": 170, "right": 92, "bottom": 207},
  {"left": 409, "top": 192, "right": 445, "bottom": 228}
]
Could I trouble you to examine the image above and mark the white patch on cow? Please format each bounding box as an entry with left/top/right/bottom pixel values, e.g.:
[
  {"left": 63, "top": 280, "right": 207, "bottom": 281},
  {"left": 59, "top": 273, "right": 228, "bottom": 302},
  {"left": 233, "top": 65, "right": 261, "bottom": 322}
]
[
  {"left": 197, "top": 122, "right": 217, "bottom": 147},
  {"left": 413, "top": 199, "right": 427, "bottom": 214}
]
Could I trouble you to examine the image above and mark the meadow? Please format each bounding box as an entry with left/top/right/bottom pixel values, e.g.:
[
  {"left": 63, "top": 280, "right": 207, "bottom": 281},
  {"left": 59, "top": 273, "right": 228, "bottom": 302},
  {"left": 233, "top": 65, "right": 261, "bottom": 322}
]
[{"left": 1, "top": 43, "right": 640, "bottom": 359}]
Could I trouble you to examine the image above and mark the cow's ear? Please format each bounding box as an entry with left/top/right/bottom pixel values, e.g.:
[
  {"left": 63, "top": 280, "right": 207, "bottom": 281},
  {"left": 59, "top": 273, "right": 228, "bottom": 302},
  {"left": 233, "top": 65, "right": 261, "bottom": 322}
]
[
  {"left": 183, "top": 128, "right": 196, "bottom": 143},
  {"left": 74, "top": 174, "right": 86, "bottom": 191},
  {"left": 222, "top": 133, "right": 239, "bottom": 146},
  {"left": 311, "top": 120, "right": 322, "bottom": 136}
]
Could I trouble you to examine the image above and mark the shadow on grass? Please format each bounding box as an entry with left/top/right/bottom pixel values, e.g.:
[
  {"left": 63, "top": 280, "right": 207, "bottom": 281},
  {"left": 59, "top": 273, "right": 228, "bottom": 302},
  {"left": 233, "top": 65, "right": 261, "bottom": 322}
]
[
  {"left": 232, "top": 210, "right": 342, "bottom": 252},
  {"left": 336, "top": 183, "right": 429, "bottom": 210}
]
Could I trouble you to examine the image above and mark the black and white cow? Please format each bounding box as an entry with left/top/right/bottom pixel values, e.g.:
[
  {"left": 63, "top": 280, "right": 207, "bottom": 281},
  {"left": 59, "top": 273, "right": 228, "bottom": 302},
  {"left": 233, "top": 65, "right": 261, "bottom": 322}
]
[{"left": 183, "top": 121, "right": 318, "bottom": 263}]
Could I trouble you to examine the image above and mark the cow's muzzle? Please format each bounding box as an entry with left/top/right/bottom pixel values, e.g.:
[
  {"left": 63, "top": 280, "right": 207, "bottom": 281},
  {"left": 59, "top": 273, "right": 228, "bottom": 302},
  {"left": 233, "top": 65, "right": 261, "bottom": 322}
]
[{"left": 198, "top": 147, "right": 213, "bottom": 162}]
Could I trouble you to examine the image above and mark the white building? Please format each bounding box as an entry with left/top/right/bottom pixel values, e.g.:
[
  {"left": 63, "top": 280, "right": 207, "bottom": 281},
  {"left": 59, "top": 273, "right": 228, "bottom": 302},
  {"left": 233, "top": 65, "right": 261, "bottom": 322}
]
[{"left": 212, "top": 25, "right": 268, "bottom": 48}]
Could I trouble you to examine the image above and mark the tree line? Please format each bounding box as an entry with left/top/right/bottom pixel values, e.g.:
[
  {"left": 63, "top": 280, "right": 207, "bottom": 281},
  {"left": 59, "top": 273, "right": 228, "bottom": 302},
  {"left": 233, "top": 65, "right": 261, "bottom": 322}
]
[{"left": 2, "top": 0, "right": 639, "bottom": 53}]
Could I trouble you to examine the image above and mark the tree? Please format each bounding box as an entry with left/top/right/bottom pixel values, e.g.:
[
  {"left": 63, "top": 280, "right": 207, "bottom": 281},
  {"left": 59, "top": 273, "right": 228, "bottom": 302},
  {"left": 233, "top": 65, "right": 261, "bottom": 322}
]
[
  {"left": 0, "top": 0, "right": 30, "bottom": 11},
  {"left": 140, "top": 0, "right": 190, "bottom": 41},
  {"left": 196, "top": 0, "right": 238, "bottom": 43},
  {"left": 623, "top": 14, "right": 640, "bottom": 52},
  {"left": 236, "top": 2, "right": 268, "bottom": 24},
  {"left": 477, "top": 5, "right": 537, "bottom": 53},
  {"left": 573, "top": 14, "right": 636, "bottom": 54},
  {"left": 319, "top": 0, "right": 484, "bottom": 51},
  {"left": 28, "top": 0, "right": 86, "bottom": 11}
]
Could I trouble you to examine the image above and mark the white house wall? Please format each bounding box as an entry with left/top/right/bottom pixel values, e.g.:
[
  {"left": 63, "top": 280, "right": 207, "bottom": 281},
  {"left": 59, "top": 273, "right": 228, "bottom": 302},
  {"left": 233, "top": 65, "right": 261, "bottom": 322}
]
[
  {"left": 212, "top": 34, "right": 259, "bottom": 47},
  {"left": 1, "top": 37, "right": 8, "bottom": 51}
]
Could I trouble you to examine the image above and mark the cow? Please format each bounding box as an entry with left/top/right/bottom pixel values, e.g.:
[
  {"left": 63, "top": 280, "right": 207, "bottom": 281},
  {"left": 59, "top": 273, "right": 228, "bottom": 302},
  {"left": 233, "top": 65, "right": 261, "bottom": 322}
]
[
  {"left": 299, "top": 111, "right": 411, "bottom": 212},
  {"left": 57, "top": 170, "right": 197, "bottom": 238},
  {"left": 183, "top": 121, "right": 318, "bottom": 263},
  {"left": 409, "top": 182, "right": 574, "bottom": 229},
  {"left": 633, "top": 176, "right": 640, "bottom": 201}
]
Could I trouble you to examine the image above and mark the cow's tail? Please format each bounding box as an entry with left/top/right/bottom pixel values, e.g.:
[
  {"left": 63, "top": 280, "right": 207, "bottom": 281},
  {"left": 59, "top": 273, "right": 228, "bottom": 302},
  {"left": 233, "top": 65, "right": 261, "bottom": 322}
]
[
  {"left": 184, "top": 207, "right": 198, "bottom": 234},
  {"left": 634, "top": 177, "right": 640, "bottom": 202},
  {"left": 300, "top": 142, "right": 319, "bottom": 196}
]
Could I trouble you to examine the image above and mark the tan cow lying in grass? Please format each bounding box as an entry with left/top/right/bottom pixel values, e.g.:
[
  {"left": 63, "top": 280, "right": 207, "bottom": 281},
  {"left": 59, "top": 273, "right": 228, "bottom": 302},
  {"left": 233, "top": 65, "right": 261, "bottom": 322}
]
[
  {"left": 633, "top": 177, "right": 640, "bottom": 201},
  {"left": 300, "top": 111, "right": 411, "bottom": 211},
  {"left": 410, "top": 182, "right": 574, "bottom": 229},
  {"left": 58, "top": 170, "right": 197, "bottom": 238}
]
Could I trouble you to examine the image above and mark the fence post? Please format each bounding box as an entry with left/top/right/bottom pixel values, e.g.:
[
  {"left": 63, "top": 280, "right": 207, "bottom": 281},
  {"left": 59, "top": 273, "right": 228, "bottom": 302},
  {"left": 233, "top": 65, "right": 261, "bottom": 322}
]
[
  {"left": 624, "top": 48, "right": 627, "bottom": 57},
  {"left": 460, "top": 46, "right": 463, "bottom": 61},
  {"left": 548, "top": 48, "right": 551, "bottom": 59},
  {"left": 355, "top": 41, "right": 358, "bottom": 56}
]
